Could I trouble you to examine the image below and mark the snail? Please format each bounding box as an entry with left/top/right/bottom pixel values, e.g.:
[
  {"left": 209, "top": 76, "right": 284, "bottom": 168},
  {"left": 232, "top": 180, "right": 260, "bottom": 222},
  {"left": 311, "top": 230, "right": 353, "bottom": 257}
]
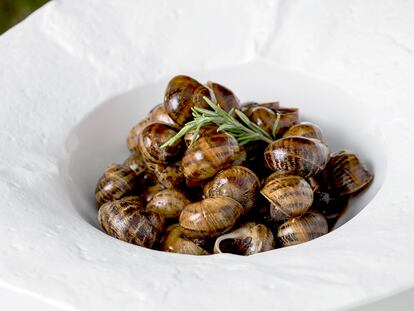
[
  {"left": 152, "top": 161, "right": 184, "bottom": 189},
  {"left": 98, "top": 196, "right": 165, "bottom": 248},
  {"left": 123, "top": 151, "right": 146, "bottom": 176},
  {"left": 214, "top": 222, "right": 275, "bottom": 255},
  {"left": 242, "top": 101, "right": 280, "bottom": 116},
  {"left": 164, "top": 75, "right": 211, "bottom": 126},
  {"left": 127, "top": 116, "right": 152, "bottom": 152},
  {"left": 261, "top": 172, "right": 314, "bottom": 218},
  {"left": 277, "top": 211, "right": 328, "bottom": 247},
  {"left": 275, "top": 107, "right": 299, "bottom": 136},
  {"left": 283, "top": 121, "right": 324, "bottom": 141},
  {"left": 206, "top": 81, "right": 240, "bottom": 112},
  {"left": 327, "top": 150, "right": 373, "bottom": 196},
  {"left": 142, "top": 181, "right": 166, "bottom": 203},
  {"left": 264, "top": 136, "right": 330, "bottom": 178},
  {"left": 95, "top": 164, "right": 138, "bottom": 207},
  {"left": 149, "top": 103, "right": 179, "bottom": 129},
  {"left": 182, "top": 132, "right": 246, "bottom": 186},
  {"left": 179, "top": 197, "right": 243, "bottom": 238},
  {"left": 203, "top": 166, "right": 261, "bottom": 214},
  {"left": 184, "top": 124, "right": 219, "bottom": 147},
  {"left": 147, "top": 189, "right": 191, "bottom": 220},
  {"left": 138, "top": 122, "right": 182, "bottom": 164},
  {"left": 161, "top": 224, "right": 209, "bottom": 255},
  {"left": 247, "top": 106, "right": 278, "bottom": 137}
]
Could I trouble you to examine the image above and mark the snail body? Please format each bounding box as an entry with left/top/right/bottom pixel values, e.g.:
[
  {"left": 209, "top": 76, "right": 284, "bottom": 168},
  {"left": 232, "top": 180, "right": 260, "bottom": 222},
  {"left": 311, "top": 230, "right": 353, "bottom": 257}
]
[
  {"left": 147, "top": 189, "right": 191, "bottom": 220},
  {"left": 277, "top": 211, "right": 328, "bottom": 247},
  {"left": 214, "top": 222, "right": 275, "bottom": 255},
  {"left": 179, "top": 197, "right": 243, "bottom": 238},
  {"left": 203, "top": 166, "right": 260, "bottom": 214},
  {"left": 161, "top": 224, "right": 209, "bottom": 255},
  {"left": 98, "top": 196, "right": 165, "bottom": 248},
  {"left": 264, "top": 136, "right": 329, "bottom": 178}
]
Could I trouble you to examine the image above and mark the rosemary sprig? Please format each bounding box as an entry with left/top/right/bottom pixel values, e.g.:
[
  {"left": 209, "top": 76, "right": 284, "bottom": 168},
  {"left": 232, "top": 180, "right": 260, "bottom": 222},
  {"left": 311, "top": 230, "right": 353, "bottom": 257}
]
[{"left": 161, "top": 97, "right": 279, "bottom": 148}]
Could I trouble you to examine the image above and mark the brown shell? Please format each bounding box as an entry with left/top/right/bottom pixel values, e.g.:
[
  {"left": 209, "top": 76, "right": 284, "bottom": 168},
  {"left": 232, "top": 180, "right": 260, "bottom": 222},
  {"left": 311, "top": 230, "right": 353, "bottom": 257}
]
[
  {"left": 142, "top": 182, "right": 166, "bottom": 203},
  {"left": 184, "top": 124, "right": 219, "bottom": 147},
  {"left": 95, "top": 164, "right": 138, "bottom": 207},
  {"left": 138, "top": 122, "right": 182, "bottom": 164},
  {"left": 164, "top": 75, "right": 211, "bottom": 126},
  {"left": 161, "top": 224, "right": 209, "bottom": 255},
  {"left": 214, "top": 222, "right": 275, "bottom": 255},
  {"left": 147, "top": 189, "right": 191, "bottom": 220},
  {"left": 261, "top": 173, "right": 313, "bottom": 218},
  {"left": 152, "top": 161, "right": 184, "bottom": 189},
  {"left": 203, "top": 166, "right": 261, "bottom": 214},
  {"left": 123, "top": 152, "right": 146, "bottom": 176},
  {"left": 127, "top": 117, "right": 151, "bottom": 152},
  {"left": 264, "top": 136, "right": 330, "bottom": 178},
  {"left": 283, "top": 122, "right": 324, "bottom": 141},
  {"left": 275, "top": 107, "right": 299, "bottom": 136},
  {"left": 328, "top": 150, "right": 373, "bottom": 196},
  {"left": 277, "top": 211, "right": 328, "bottom": 247},
  {"left": 206, "top": 81, "right": 240, "bottom": 112},
  {"left": 242, "top": 101, "right": 280, "bottom": 116},
  {"left": 182, "top": 132, "right": 244, "bottom": 186},
  {"left": 179, "top": 197, "right": 243, "bottom": 238},
  {"left": 248, "top": 106, "right": 278, "bottom": 136},
  {"left": 259, "top": 101, "right": 280, "bottom": 111},
  {"left": 98, "top": 196, "right": 165, "bottom": 248},
  {"left": 149, "top": 103, "right": 179, "bottom": 129}
]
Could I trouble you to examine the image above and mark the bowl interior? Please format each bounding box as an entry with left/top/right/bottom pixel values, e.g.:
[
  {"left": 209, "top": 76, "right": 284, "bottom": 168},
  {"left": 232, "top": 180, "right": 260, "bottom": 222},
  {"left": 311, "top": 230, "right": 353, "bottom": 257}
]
[{"left": 61, "top": 60, "right": 386, "bottom": 243}]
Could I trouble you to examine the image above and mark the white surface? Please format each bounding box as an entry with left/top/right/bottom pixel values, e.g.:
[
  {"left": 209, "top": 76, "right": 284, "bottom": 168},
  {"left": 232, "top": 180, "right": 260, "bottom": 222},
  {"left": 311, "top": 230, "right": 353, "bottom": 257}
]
[{"left": 1, "top": 0, "right": 414, "bottom": 310}]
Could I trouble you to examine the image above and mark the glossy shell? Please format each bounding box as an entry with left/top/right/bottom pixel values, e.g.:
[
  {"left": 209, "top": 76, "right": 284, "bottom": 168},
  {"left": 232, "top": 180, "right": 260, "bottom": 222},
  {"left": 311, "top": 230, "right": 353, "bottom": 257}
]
[
  {"left": 127, "top": 117, "right": 151, "bottom": 152},
  {"left": 264, "top": 136, "right": 330, "bottom": 178},
  {"left": 164, "top": 75, "right": 211, "bottom": 126},
  {"left": 149, "top": 103, "right": 179, "bottom": 129},
  {"left": 277, "top": 211, "right": 328, "bottom": 247},
  {"left": 214, "top": 222, "right": 275, "bottom": 255},
  {"left": 98, "top": 196, "right": 165, "bottom": 248},
  {"left": 152, "top": 161, "right": 184, "bottom": 189},
  {"left": 138, "top": 122, "right": 182, "bottom": 164},
  {"left": 142, "top": 182, "right": 166, "bottom": 203},
  {"left": 123, "top": 151, "right": 146, "bottom": 176},
  {"left": 207, "top": 81, "right": 240, "bottom": 112},
  {"left": 95, "top": 164, "right": 137, "bottom": 207},
  {"left": 184, "top": 124, "right": 219, "bottom": 147},
  {"left": 179, "top": 197, "right": 243, "bottom": 238},
  {"left": 248, "top": 106, "right": 278, "bottom": 136},
  {"left": 283, "top": 121, "right": 324, "bottom": 141},
  {"left": 203, "top": 166, "right": 261, "bottom": 214},
  {"left": 275, "top": 107, "right": 299, "bottom": 136},
  {"left": 147, "top": 189, "right": 191, "bottom": 220},
  {"left": 182, "top": 132, "right": 245, "bottom": 186},
  {"left": 161, "top": 224, "right": 209, "bottom": 255},
  {"left": 328, "top": 150, "right": 373, "bottom": 196},
  {"left": 261, "top": 173, "right": 313, "bottom": 218}
]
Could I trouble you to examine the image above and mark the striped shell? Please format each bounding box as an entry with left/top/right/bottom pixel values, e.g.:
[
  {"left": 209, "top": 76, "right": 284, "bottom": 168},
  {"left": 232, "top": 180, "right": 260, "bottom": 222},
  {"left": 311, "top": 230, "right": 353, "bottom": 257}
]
[
  {"left": 164, "top": 75, "right": 211, "bottom": 126},
  {"left": 248, "top": 106, "right": 278, "bottom": 136},
  {"left": 147, "top": 189, "right": 191, "bottom": 220},
  {"left": 203, "top": 166, "right": 261, "bottom": 214},
  {"left": 328, "top": 150, "right": 373, "bottom": 196},
  {"left": 179, "top": 197, "right": 243, "bottom": 238},
  {"left": 95, "top": 164, "right": 137, "bottom": 207},
  {"left": 127, "top": 116, "right": 151, "bottom": 152},
  {"left": 264, "top": 136, "right": 330, "bottom": 178},
  {"left": 153, "top": 161, "right": 184, "bottom": 189},
  {"left": 261, "top": 173, "right": 313, "bottom": 218},
  {"left": 184, "top": 124, "right": 219, "bottom": 147},
  {"left": 275, "top": 107, "right": 299, "bottom": 136},
  {"left": 123, "top": 151, "right": 146, "bottom": 176},
  {"left": 161, "top": 224, "right": 209, "bottom": 255},
  {"left": 149, "top": 103, "right": 179, "bottom": 129},
  {"left": 182, "top": 132, "right": 245, "bottom": 186},
  {"left": 138, "top": 122, "right": 182, "bottom": 164},
  {"left": 283, "top": 122, "right": 324, "bottom": 141},
  {"left": 277, "top": 211, "right": 328, "bottom": 247},
  {"left": 214, "top": 222, "right": 275, "bottom": 255},
  {"left": 98, "top": 196, "right": 165, "bottom": 248},
  {"left": 207, "top": 81, "right": 240, "bottom": 112}
]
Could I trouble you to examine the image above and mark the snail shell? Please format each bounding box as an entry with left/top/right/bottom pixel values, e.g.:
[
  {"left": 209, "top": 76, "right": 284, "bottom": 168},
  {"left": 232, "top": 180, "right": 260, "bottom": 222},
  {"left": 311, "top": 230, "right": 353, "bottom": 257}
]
[
  {"left": 328, "top": 150, "right": 373, "bottom": 196},
  {"left": 277, "top": 211, "right": 328, "bottom": 247},
  {"left": 206, "top": 81, "right": 240, "bottom": 112},
  {"left": 138, "top": 122, "right": 182, "bottom": 164},
  {"left": 248, "top": 106, "right": 278, "bottom": 136},
  {"left": 127, "top": 116, "right": 151, "bottom": 152},
  {"left": 203, "top": 166, "right": 261, "bottom": 214},
  {"left": 147, "top": 189, "right": 191, "bottom": 220},
  {"left": 164, "top": 75, "right": 211, "bottom": 126},
  {"left": 98, "top": 196, "right": 165, "bottom": 248},
  {"left": 275, "top": 107, "right": 299, "bottom": 136},
  {"left": 161, "top": 224, "right": 209, "bottom": 255},
  {"left": 123, "top": 151, "right": 146, "bottom": 176},
  {"left": 264, "top": 136, "right": 330, "bottom": 178},
  {"left": 283, "top": 122, "right": 324, "bottom": 141},
  {"left": 149, "top": 103, "right": 179, "bottom": 129},
  {"left": 184, "top": 124, "right": 219, "bottom": 147},
  {"left": 261, "top": 172, "right": 314, "bottom": 218},
  {"left": 142, "top": 182, "right": 166, "bottom": 203},
  {"left": 179, "top": 197, "right": 243, "bottom": 238},
  {"left": 95, "top": 164, "right": 138, "bottom": 207},
  {"left": 152, "top": 161, "right": 184, "bottom": 189},
  {"left": 214, "top": 222, "right": 275, "bottom": 255},
  {"left": 242, "top": 101, "right": 280, "bottom": 116},
  {"left": 182, "top": 132, "right": 245, "bottom": 186}
]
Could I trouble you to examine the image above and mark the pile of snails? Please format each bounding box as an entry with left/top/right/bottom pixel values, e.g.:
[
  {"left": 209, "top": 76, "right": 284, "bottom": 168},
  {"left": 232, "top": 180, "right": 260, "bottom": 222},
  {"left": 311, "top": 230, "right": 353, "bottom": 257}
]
[{"left": 95, "top": 75, "right": 373, "bottom": 256}]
